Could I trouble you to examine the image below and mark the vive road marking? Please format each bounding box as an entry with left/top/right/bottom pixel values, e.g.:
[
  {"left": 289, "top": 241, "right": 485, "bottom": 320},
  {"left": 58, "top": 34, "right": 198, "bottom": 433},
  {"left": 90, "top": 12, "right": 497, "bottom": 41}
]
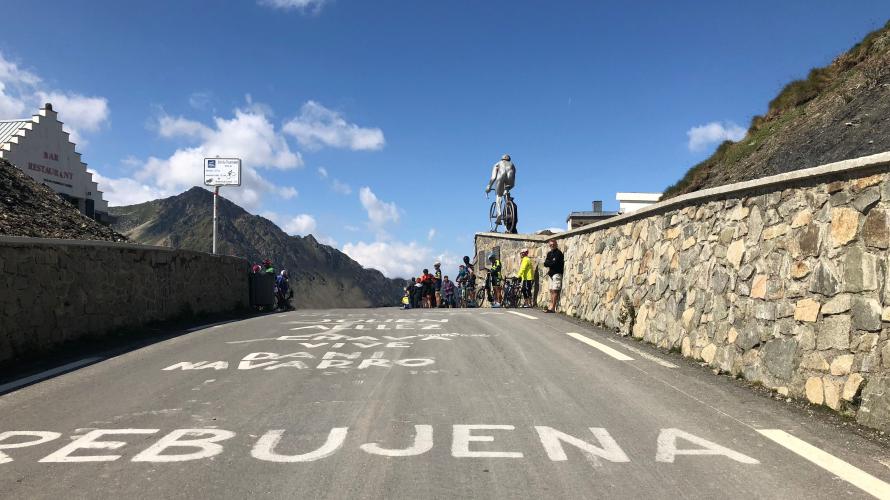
[
  {"left": 606, "top": 338, "right": 678, "bottom": 368},
  {"left": 565, "top": 332, "right": 633, "bottom": 361},
  {"left": 757, "top": 429, "right": 890, "bottom": 499},
  {"left": 506, "top": 311, "right": 538, "bottom": 320},
  {"left": 0, "top": 357, "right": 103, "bottom": 394}
]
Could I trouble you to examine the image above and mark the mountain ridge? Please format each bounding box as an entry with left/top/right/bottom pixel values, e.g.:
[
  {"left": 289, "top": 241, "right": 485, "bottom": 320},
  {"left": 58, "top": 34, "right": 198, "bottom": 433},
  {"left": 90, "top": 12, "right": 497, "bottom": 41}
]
[
  {"left": 663, "top": 20, "right": 890, "bottom": 198},
  {"left": 109, "top": 187, "right": 405, "bottom": 308}
]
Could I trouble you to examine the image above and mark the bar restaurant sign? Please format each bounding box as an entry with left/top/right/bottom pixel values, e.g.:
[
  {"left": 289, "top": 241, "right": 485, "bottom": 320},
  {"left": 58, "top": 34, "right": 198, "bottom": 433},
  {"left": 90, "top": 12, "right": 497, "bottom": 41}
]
[{"left": 204, "top": 158, "right": 241, "bottom": 186}]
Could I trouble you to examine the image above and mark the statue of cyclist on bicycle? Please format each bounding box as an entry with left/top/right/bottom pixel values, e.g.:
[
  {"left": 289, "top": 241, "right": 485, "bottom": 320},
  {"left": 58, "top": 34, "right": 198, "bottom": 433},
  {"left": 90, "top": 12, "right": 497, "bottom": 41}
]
[{"left": 485, "top": 154, "right": 517, "bottom": 233}]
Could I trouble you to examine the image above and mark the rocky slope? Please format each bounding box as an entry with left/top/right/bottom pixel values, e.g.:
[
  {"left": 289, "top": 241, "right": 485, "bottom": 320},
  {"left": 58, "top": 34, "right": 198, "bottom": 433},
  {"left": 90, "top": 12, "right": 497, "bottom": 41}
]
[
  {"left": 664, "top": 21, "right": 890, "bottom": 199},
  {"left": 109, "top": 187, "right": 405, "bottom": 308},
  {"left": 0, "top": 158, "right": 125, "bottom": 241}
]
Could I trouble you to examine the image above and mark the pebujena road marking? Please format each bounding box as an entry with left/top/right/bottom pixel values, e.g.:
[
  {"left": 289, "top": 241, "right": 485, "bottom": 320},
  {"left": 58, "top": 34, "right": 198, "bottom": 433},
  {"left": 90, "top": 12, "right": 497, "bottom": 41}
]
[
  {"left": 757, "top": 429, "right": 890, "bottom": 499},
  {"left": 506, "top": 311, "right": 538, "bottom": 320},
  {"left": 0, "top": 357, "right": 103, "bottom": 394},
  {"left": 565, "top": 332, "right": 633, "bottom": 361}
]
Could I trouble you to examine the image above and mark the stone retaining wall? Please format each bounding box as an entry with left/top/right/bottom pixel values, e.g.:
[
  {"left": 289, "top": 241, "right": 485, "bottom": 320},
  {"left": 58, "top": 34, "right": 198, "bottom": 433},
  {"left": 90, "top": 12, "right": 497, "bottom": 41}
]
[
  {"left": 0, "top": 237, "right": 249, "bottom": 364},
  {"left": 476, "top": 152, "right": 890, "bottom": 430}
]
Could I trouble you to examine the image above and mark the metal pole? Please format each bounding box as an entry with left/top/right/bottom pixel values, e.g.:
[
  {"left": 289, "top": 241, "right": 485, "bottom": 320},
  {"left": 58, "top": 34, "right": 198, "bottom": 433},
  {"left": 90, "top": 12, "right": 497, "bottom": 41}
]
[{"left": 212, "top": 186, "right": 219, "bottom": 254}]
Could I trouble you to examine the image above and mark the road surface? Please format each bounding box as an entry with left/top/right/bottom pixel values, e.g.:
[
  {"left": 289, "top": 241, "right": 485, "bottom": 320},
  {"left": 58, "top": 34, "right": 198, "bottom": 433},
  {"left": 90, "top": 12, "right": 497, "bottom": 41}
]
[{"left": 2, "top": 308, "right": 890, "bottom": 499}]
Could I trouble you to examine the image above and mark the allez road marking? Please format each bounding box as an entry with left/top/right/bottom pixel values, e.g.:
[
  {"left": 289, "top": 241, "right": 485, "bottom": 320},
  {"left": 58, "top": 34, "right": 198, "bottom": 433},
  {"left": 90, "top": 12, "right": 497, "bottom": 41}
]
[
  {"left": 565, "top": 333, "right": 633, "bottom": 361},
  {"left": 506, "top": 311, "right": 538, "bottom": 320},
  {"left": 605, "top": 338, "right": 678, "bottom": 368},
  {"left": 757, "top": 429, "right": 890, "bottom": 499},
  {"left": 0, "top": 357, "right": 103, "bottom": 394}
]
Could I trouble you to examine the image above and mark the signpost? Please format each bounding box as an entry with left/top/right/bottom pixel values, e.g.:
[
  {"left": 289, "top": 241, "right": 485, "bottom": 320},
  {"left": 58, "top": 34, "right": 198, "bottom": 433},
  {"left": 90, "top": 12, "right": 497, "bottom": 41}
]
[{"left": 204, "top": 158, "right": 241, "bottom": 255}]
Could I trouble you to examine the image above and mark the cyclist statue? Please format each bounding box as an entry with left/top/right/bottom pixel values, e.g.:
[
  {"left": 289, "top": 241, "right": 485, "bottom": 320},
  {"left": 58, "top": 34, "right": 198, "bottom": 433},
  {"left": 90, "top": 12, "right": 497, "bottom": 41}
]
[{"left": 485, "top": 154, "right": 516, "bottom": 225}]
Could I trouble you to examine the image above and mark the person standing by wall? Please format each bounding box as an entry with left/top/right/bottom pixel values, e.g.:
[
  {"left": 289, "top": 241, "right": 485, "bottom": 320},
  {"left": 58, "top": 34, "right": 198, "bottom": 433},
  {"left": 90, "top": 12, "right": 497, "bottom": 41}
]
[
  {"left": 518, "top": 248, "right": 534, "bottom": 308},
  {"left": 543, "top": 239, "right": 564, "bottom": 313}
]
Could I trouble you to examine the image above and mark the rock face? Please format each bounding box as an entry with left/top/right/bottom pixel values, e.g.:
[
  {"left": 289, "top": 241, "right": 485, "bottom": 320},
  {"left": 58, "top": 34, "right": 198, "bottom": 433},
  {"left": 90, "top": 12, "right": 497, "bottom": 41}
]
[
  {"left": 477, "top": 157, "right": 890, "bottom": 431},
  {"left": 109, "top": 187, "right": 405, "bottom": 308},
  {"left": 0, "top": 159, "right": 125, "bottom": 242},
  {"left": 663, "top": 21, "right": 890, "bottom": 198}
]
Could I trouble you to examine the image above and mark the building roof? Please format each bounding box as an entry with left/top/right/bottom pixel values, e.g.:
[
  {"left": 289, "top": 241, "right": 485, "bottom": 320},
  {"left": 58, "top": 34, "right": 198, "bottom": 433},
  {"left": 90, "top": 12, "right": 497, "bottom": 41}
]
[
  {"left": 566, "top": 210, "right": 619, "bottom": 222},
  {"left": 0, "top": 119, "right": 29, "bottom": 147}
]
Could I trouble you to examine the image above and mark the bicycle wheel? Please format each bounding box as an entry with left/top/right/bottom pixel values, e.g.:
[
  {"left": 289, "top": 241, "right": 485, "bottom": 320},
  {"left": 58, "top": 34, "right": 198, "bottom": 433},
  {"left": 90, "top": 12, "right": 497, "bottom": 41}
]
[
  {"left": 489, "top": 201, "right": 499, "bottom": 232},
  {"left": 503, "top": 199, "right": 516, "bottom": 233}
]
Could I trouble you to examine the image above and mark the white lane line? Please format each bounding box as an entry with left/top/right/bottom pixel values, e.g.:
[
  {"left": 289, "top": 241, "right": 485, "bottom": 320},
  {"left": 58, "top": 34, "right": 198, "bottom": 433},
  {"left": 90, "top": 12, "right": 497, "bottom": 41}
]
[
  {"left": 0, "top": 357, "right": 103, "bottom": 394},
  {"left": 507, "top": 311, "right": 538, "bottom": 320},
  {"left": 565, "top": 332, "right": 633, "bottom": 361},
  {"left": 757, "top": 429, "right": 890, "bottom": 499},
  {"left": 606, "top": 338, "right": 678, "bottom": 368}
]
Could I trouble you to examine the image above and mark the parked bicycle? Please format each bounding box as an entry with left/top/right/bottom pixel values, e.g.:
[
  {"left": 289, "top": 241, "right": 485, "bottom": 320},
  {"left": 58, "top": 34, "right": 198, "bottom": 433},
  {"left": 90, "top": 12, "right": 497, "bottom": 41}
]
[{"left": 502, "top": 277, "right": 523, "bottom": 308}]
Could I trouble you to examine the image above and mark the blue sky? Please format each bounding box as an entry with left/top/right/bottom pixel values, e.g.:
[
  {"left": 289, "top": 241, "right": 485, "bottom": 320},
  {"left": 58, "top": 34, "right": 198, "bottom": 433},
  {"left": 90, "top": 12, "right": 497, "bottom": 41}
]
[{"left": 1, "top": 1, "right": 887, "bottom": 277}]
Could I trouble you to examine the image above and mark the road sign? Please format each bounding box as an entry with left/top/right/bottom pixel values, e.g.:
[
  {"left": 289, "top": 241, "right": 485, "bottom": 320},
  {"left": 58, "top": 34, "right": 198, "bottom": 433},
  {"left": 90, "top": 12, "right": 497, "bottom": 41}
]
[{"left": 204, "top": 158, "right": 241, "bottom": 186}]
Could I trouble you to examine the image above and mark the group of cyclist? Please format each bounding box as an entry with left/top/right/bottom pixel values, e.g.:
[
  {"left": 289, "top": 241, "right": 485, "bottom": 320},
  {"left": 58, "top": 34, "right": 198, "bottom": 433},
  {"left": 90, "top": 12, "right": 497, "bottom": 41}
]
[{"left": 402, "top": 250, "right": 536, "bottom": 309}]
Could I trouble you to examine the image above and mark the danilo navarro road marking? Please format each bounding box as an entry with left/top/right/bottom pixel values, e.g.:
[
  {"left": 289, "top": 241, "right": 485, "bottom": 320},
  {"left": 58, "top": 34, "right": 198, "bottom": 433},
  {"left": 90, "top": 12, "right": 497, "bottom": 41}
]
[
  {"left": 565, "top": 332, "right": 634, "bottom": 361},
  {"left": 757, "top": 429, "right": 890, "bottom": 499}
]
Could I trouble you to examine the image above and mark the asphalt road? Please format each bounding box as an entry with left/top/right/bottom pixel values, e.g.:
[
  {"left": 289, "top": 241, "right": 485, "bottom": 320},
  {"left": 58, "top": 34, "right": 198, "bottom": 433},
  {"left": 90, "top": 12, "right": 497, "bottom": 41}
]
[{"left": 2, "top": 308, "right": 890, "bottom": 499}]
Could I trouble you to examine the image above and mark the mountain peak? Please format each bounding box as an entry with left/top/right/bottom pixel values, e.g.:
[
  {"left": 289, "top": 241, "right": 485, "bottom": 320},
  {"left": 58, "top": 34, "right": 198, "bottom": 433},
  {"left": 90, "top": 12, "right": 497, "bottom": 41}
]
[{"left": 108, "top": 187, "right": 404, "bottom": 308}]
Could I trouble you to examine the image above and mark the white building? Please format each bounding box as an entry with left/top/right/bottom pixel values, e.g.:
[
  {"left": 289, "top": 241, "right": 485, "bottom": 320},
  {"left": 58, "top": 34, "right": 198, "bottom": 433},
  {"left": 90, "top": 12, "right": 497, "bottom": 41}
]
[
  {"left": 616, "top": 192, "right": 661, "bottom": 214},
  {"left": 0, "top": 103, "right": 108, "bottom": 220}
]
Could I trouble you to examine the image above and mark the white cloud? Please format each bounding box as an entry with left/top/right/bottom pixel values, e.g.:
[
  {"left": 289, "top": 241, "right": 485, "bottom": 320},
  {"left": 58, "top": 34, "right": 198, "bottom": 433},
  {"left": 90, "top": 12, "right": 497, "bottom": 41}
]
[
  {"left": 283, "top": 101, "right": 385, "bottom": 151},
  {"left": 359, "top": 186, "right": 399, "bottom": 230},
  {"left": 283, "top": 213, "right": 317, "bottom": 236},
  {"left": 342, "top": 240, "right": 433, "bottom": 279},
  {"left": 88, "top": 169, "right": 170, "bottom": 207},
  {"left": 258, "top": 0, "right": 329, "bottom": 13},
  {"left": 0, "top": 52, "right": 111, "bottom": 147},
  {"left": 427, "top": 228, "right": 436, "bottom": 241},
  {"left": 687, "top": 121, "right": 746, "bottom": 152},
  {"left": 331, "top": 178, "right": 351, "bottom": 195},
  {"left": 96, "top": 104, "right": 301, "bottom": 209},
  {"left": 317, "top": 166, "right": 328, "bottom": 178},
  {"left": 317, "top": 235, "right": 338, "bottom": 247}
]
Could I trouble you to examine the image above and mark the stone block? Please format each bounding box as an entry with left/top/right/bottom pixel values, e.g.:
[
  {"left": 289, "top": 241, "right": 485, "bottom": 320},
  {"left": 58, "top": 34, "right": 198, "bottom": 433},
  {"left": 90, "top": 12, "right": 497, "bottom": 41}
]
[
  {"left": 830, "top": 207, "right": 859, "bottom": 247},
  {"left": 791, "top": 210, "right": 812, "bottom": 229},
  {"left": 843, "top": 247, "right": 878, "bottom": 292},
  {"left": 852, "top": 187, "right": 881, "bottom": 213},
  {"left": 809, "top": 261, "right": 841, "bottom": 297},
  {"left": 857, "top": 377, "right": 890, "bottom": 431},
  {"left": 726, "top": 240, "right": 745, "bottom": 269},
  {"left": 750, "top": 274, "right": 768, "bottom": 299},
  {"left": 754, "top": 303, "right": 777, "bottom": 321},
  {"left": 794, "top": 324, "right": 815, "bottom": 350},
  {"left": 883, "top": 307, "right": 890, "bottom": 323},
  {"left": 761, "top": 338, "right": 798, "bottom": 380},
  {"left": 821, "top": 294, "right": 852, "bottom": 315},
  {"left": 794, "top": 298, "right": 820, "bottom": 322},
  {"left": 830, "top": 354, "right": 854, "bottom": 376},
  {"left": 816, "top": 315, "right": 851, "bottom": 350},
  {"left": 851, "top": 297, "right": 882, "bottom": 332},
  {"left": 805, "top": 377, "right": 824, "bottom": 405},
  {"left": 851, "top": 174, "right": 883, "bottom": 192},
  {"left": 823, "top": 377, "right": 843, "bottom": 410},
  {"left": 843, "top": 373, "right": 864, "bottom": 401},
  {"left": 862, "top": 209, "right": 889, "bottom": 249},
  {"left": 796, "top": 223, "right": 821, "bottom": 258},
  {"left": 701, "top": 343, "right": 717, "bottom": 364},
  {"left": 801, "top": 352, "right": 830, "bottom": 371},
  {"left": 762, "top": 223, "right": 790, "bottom": 240},
  {"left": 790, "top": 261, "right": 810, "bottom": 279}
]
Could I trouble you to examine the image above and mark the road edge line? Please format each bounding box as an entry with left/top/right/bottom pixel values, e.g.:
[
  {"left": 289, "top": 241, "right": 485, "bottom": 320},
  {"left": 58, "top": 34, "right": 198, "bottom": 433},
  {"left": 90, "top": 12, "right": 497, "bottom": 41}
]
[
  {"left": 506, "top": 311, "right": 538, "bottom": 320},
  {"left": 566, "top": 332, "right": 634, "bottom": 361},
  {"left": 757, "top": 429, "right": 890, "bottom": 499},
  {"left": 0, "top": 357, "right": 104, "bottom": 394}
]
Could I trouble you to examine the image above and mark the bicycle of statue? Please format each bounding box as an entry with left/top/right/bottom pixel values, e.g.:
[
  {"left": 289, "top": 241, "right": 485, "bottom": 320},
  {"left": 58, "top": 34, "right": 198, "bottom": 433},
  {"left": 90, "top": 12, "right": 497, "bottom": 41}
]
[{"left": 487, "top": 189, "right": 517, "bottom": 233}]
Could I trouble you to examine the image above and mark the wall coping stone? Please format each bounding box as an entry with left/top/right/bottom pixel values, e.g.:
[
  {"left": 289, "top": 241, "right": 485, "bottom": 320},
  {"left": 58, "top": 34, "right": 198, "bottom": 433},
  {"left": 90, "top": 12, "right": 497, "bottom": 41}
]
[
  {"left": 0, "top": 235, "right": 248, "bottom": 263},
  {"left": 476, "top": 150, "right": 890, "bottom": 243}
]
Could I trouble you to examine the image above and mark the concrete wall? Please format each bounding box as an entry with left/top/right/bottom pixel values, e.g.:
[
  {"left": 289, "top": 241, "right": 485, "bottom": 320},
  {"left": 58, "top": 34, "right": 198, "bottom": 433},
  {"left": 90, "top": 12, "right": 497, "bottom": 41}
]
[
  {"left": 476, "top": 152, "right": 890, "bottom": 430},
  {"left": 0, "top": 236, "right": 249, "bottom": 363}
]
